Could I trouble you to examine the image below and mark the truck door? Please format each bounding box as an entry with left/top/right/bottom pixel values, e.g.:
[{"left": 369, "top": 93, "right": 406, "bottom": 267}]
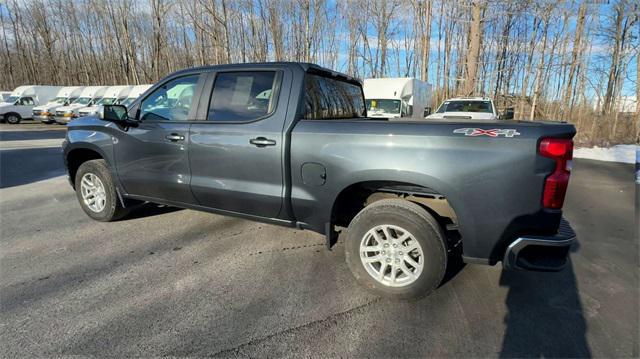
[
  {"left": 19, "top": 97, "right": 35, "bottom": 118},
  {"left": 113, "top": 73, "right": 205, "bottom": 204},
  {"left": 188, "top": 68, "right": 291, "bottom": 219}
]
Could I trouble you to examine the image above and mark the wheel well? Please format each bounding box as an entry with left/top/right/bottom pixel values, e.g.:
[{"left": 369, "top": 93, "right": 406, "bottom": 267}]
[
  {"left": 5, "top": 112, "right": 20, "bottom": 118},
  {"left": 66, "top": 148, "right": 103, "bottom": 188},
  {"left": 331, "top": 181, "right": 460, "bottom": 243}
]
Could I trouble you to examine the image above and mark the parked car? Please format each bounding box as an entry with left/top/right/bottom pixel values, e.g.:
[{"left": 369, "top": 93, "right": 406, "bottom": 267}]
[
  {"left": 63, "top": 63, "right": 576, "bottom": 299},
  {"left": 0, "top": 91, "right": 11, "bottom": 102},
  {"left": 364, "top": 78, "right": 432, "bottom": 119},
  {"left": 0, "top": 85, "right": 62, "bottom": 124},
  {"left": 33, "top": 86, "right": 84, "bottom": 124},
  {"left": 54, "top": 86, "right": 108, "bottom": 124},
  {"left": 118, "top": 84, "right": 152, "bottom": 108},
  {"left": 77, "top": 86, "right": 133, "bottom": 117},
  {"left": 426, "top": 97, "right": 514, "bottom": 121}
]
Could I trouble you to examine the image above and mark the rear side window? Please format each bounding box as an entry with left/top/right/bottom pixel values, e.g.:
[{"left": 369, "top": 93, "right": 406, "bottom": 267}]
[
  {"left": 303, "top": 74, "right": 365, "bottom": 120},
  {"left": 207, "top": 71, "right": 277, "bottom": 122}
]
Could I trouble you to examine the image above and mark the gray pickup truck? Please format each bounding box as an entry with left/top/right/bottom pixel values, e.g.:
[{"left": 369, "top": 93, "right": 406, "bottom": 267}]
[{"left": 63, "top": 62, "right": 576, "bottom": 299}]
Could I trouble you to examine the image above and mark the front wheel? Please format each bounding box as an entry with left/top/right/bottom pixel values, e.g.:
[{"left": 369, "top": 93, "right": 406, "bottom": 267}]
[
  {"left": 74, "top": 159, "right": 129, "bottom": 222},
  {"left": 5, "top": 113, "right": 21, "bottom": 124},
  {"left": 344, "top": 199, "right": 447, "bottom": 300}
]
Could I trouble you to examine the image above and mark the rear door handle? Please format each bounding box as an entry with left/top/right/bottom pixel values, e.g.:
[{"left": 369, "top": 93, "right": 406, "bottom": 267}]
[
  {"left": 249, "top": 137, "right": 276, "bottom": 147},
  {"left": 165, "top": 134, "right": 185, "bottom": 142}
]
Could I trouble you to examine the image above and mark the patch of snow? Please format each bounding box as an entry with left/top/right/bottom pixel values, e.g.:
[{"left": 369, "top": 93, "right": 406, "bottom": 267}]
[{"left": 573, "top": 144, "right": 637, "bottom": 164}]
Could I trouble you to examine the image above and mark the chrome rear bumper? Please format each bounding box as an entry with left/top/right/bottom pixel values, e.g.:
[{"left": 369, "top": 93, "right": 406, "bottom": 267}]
[{"left": 503, "top": 219, "right": 576, "bottom": 271}]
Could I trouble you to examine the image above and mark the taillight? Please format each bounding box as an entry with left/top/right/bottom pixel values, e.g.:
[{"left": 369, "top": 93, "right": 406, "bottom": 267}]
[{"left": 539, "top": 138, "right": 573, "bottom": 209}]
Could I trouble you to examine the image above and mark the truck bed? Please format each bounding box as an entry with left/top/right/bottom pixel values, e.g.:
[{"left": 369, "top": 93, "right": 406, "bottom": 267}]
[{"left": 289, "top": 118, "right": 575, "bottom": 264}]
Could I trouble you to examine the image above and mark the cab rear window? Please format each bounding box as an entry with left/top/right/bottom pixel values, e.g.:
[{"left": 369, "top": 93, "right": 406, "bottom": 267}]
[{"left": 303, "top": 74, "right": 365, "bottom": 120}]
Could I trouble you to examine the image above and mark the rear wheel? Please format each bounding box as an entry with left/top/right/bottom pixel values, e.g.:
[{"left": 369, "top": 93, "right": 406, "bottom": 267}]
[
  {"left": 5, "top": 113, "right": 21, "bottom": 124},
  {"left": 344, "top": 199, "right": 447, "bottom": 300},
  {"left": 74, "top": 159, "right": 128, "bottom": 222}
]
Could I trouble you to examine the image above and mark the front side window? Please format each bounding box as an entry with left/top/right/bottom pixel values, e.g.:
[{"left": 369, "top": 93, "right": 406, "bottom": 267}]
[
  {"left": 303, "top": 74, "right": 365, "bottom": 120},
  {"left": 20, "top": 97, "right": 35, "bottom": 106},
  {"left": 140, "top": 75, "right": 200, "bottom": 121},
  {"left": 207, "top": 71, "right": 277, "bottom": 122}
]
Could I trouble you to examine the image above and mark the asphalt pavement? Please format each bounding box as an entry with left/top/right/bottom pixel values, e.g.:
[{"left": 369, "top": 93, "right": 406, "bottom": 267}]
[{"left": 0, "top": 123, "right": 637, "bottom": 357}]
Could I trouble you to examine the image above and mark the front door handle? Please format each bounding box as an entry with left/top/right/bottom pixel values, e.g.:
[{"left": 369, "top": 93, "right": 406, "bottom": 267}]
[
  {"left": 165, "top": 133, "right": 185, "bottom": 142},
  {"left": 249, "top": 137, "right": 276, "bottom": 147}
]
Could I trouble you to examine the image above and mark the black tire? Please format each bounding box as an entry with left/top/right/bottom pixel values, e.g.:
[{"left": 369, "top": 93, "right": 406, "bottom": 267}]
[
  {"left": 5, "top": 113, "right": 21, "bottom": 124},
  {"left": 344, "top": 199, "right": 447, "bottom": 300},
  {"left": 74, "top": 159, "right": 129, "bottom": 222}
]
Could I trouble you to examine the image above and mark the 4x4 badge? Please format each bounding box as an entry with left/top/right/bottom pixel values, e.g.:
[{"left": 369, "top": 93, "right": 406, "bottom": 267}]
[{"left": 453, "top": 128, "right": 521, "bottom": 138}]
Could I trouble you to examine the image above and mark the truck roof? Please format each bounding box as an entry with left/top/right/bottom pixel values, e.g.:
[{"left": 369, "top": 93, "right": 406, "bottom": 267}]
[
  {"left": 165, "top": 62, "right": 362, "bottom": 86},
  {"left": 78, "top": 86, "right": 108, "bottom": 98},
  {"left": 56, "top": 86, "right": 85, "bottom": 98},
  {"left": 102, "top": 86, "right": 133, "bottom": 99}
]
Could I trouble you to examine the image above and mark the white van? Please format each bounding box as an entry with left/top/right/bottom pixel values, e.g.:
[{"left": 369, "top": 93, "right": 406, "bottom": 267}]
[
  {"left": 0, "top": 86, "right": 62, "bottom": 124},
  {"left": 363, "top": 78, "right": 432, "bottom": 119},
  {"left": 118, "top": 84, "right": 152, "bottom": 108},
  {"left": 77, "top": 86, "right": 133, "bottom": 117},
  {"left": 54, "top": 86, "right": 108, "bottom": 124},
  {"left": 33, "top": 86, "right": 85, "bottom": 123}
]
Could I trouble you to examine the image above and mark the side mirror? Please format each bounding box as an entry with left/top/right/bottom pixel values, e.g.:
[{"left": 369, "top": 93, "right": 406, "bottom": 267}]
[
  {"left": 500, "top": 108, "right": 514, "bottom": 120},
  {"left": 101, "top": 105, "right": 130, "bottom": 124}
]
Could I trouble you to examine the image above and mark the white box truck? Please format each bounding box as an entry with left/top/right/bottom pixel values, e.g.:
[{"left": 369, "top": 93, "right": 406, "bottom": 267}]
[
  {"left": 77, "top": 85, "right": 133, "bottom": 117},
  {"left": 33, "top": 86, "right": 85, "bottom": 124},
  {"left": 118, "top": 84, "right": 153, "bottom": 107},
  {"left": 363, "top": 78, "right": 432, "bottom": 119},
  {"left": 0, "top": 86, "right": 62, "bottom": 124},
  {"left": 54, "top": 86, "right": 108, "bottom": 124}
]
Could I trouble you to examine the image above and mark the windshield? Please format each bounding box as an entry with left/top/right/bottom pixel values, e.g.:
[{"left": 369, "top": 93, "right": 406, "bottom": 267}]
[
  {"left": 73, "top": 97, "right": 92, "bottom": 105},
  {"left": 115, "top": 97, "right": 127, "bottom": 105},
  {"left": 436, "top": 100, "right": 493, "bottom": 114},
  {"left": 119, "top": 97, "right": 136, "bottom": 107},
  {"left": 3, "top": 96, "right": 19, "bottom": 104},
  {"left": 49, "top": 97, "right": 67, "bottom": 104},
  {"left": 366, "top": 99, "right": 401, "bottom": 114},
  {"left": 96, "top": 97, "right": 116, "bottom": 106}
]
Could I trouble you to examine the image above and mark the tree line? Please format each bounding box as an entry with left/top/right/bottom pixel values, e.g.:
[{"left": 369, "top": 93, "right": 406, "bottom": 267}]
[{"left": 0, "top": 0, "right": 638, "bottom": 145}]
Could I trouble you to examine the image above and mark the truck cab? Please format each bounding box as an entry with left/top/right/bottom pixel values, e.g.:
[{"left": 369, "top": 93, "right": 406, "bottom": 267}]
[
  {"left": 363, "top": 78, "right": 432, "bottom": 119},
  {"left": 33, "top": 86, "right": 85, "bottom": 124},
  {"left": 55, "top": 86, "right": 108, "bottom": 124},
  {"left": 77, "top": 86, "right": 133, "bottom": 117},
  {"left": 0, "top": 86, "right": 62, "bottom": 124}
]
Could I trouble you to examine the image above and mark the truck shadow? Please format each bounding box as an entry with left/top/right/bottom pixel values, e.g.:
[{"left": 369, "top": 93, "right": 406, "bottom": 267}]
[
  {"left": 123, "top": 203, "right": 184, "bottom": 220},
  {"left": 499, "top": 242, "right": 591, "bottom": 358},
  {"left": 0, "top": 147, "right": 66, "bottom": 188}
]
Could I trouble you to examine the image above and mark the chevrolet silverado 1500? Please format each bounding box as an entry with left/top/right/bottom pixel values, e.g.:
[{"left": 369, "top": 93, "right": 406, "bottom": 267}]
[{"left": 63, "top": 62, "right": 577, "bottom": 299}]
